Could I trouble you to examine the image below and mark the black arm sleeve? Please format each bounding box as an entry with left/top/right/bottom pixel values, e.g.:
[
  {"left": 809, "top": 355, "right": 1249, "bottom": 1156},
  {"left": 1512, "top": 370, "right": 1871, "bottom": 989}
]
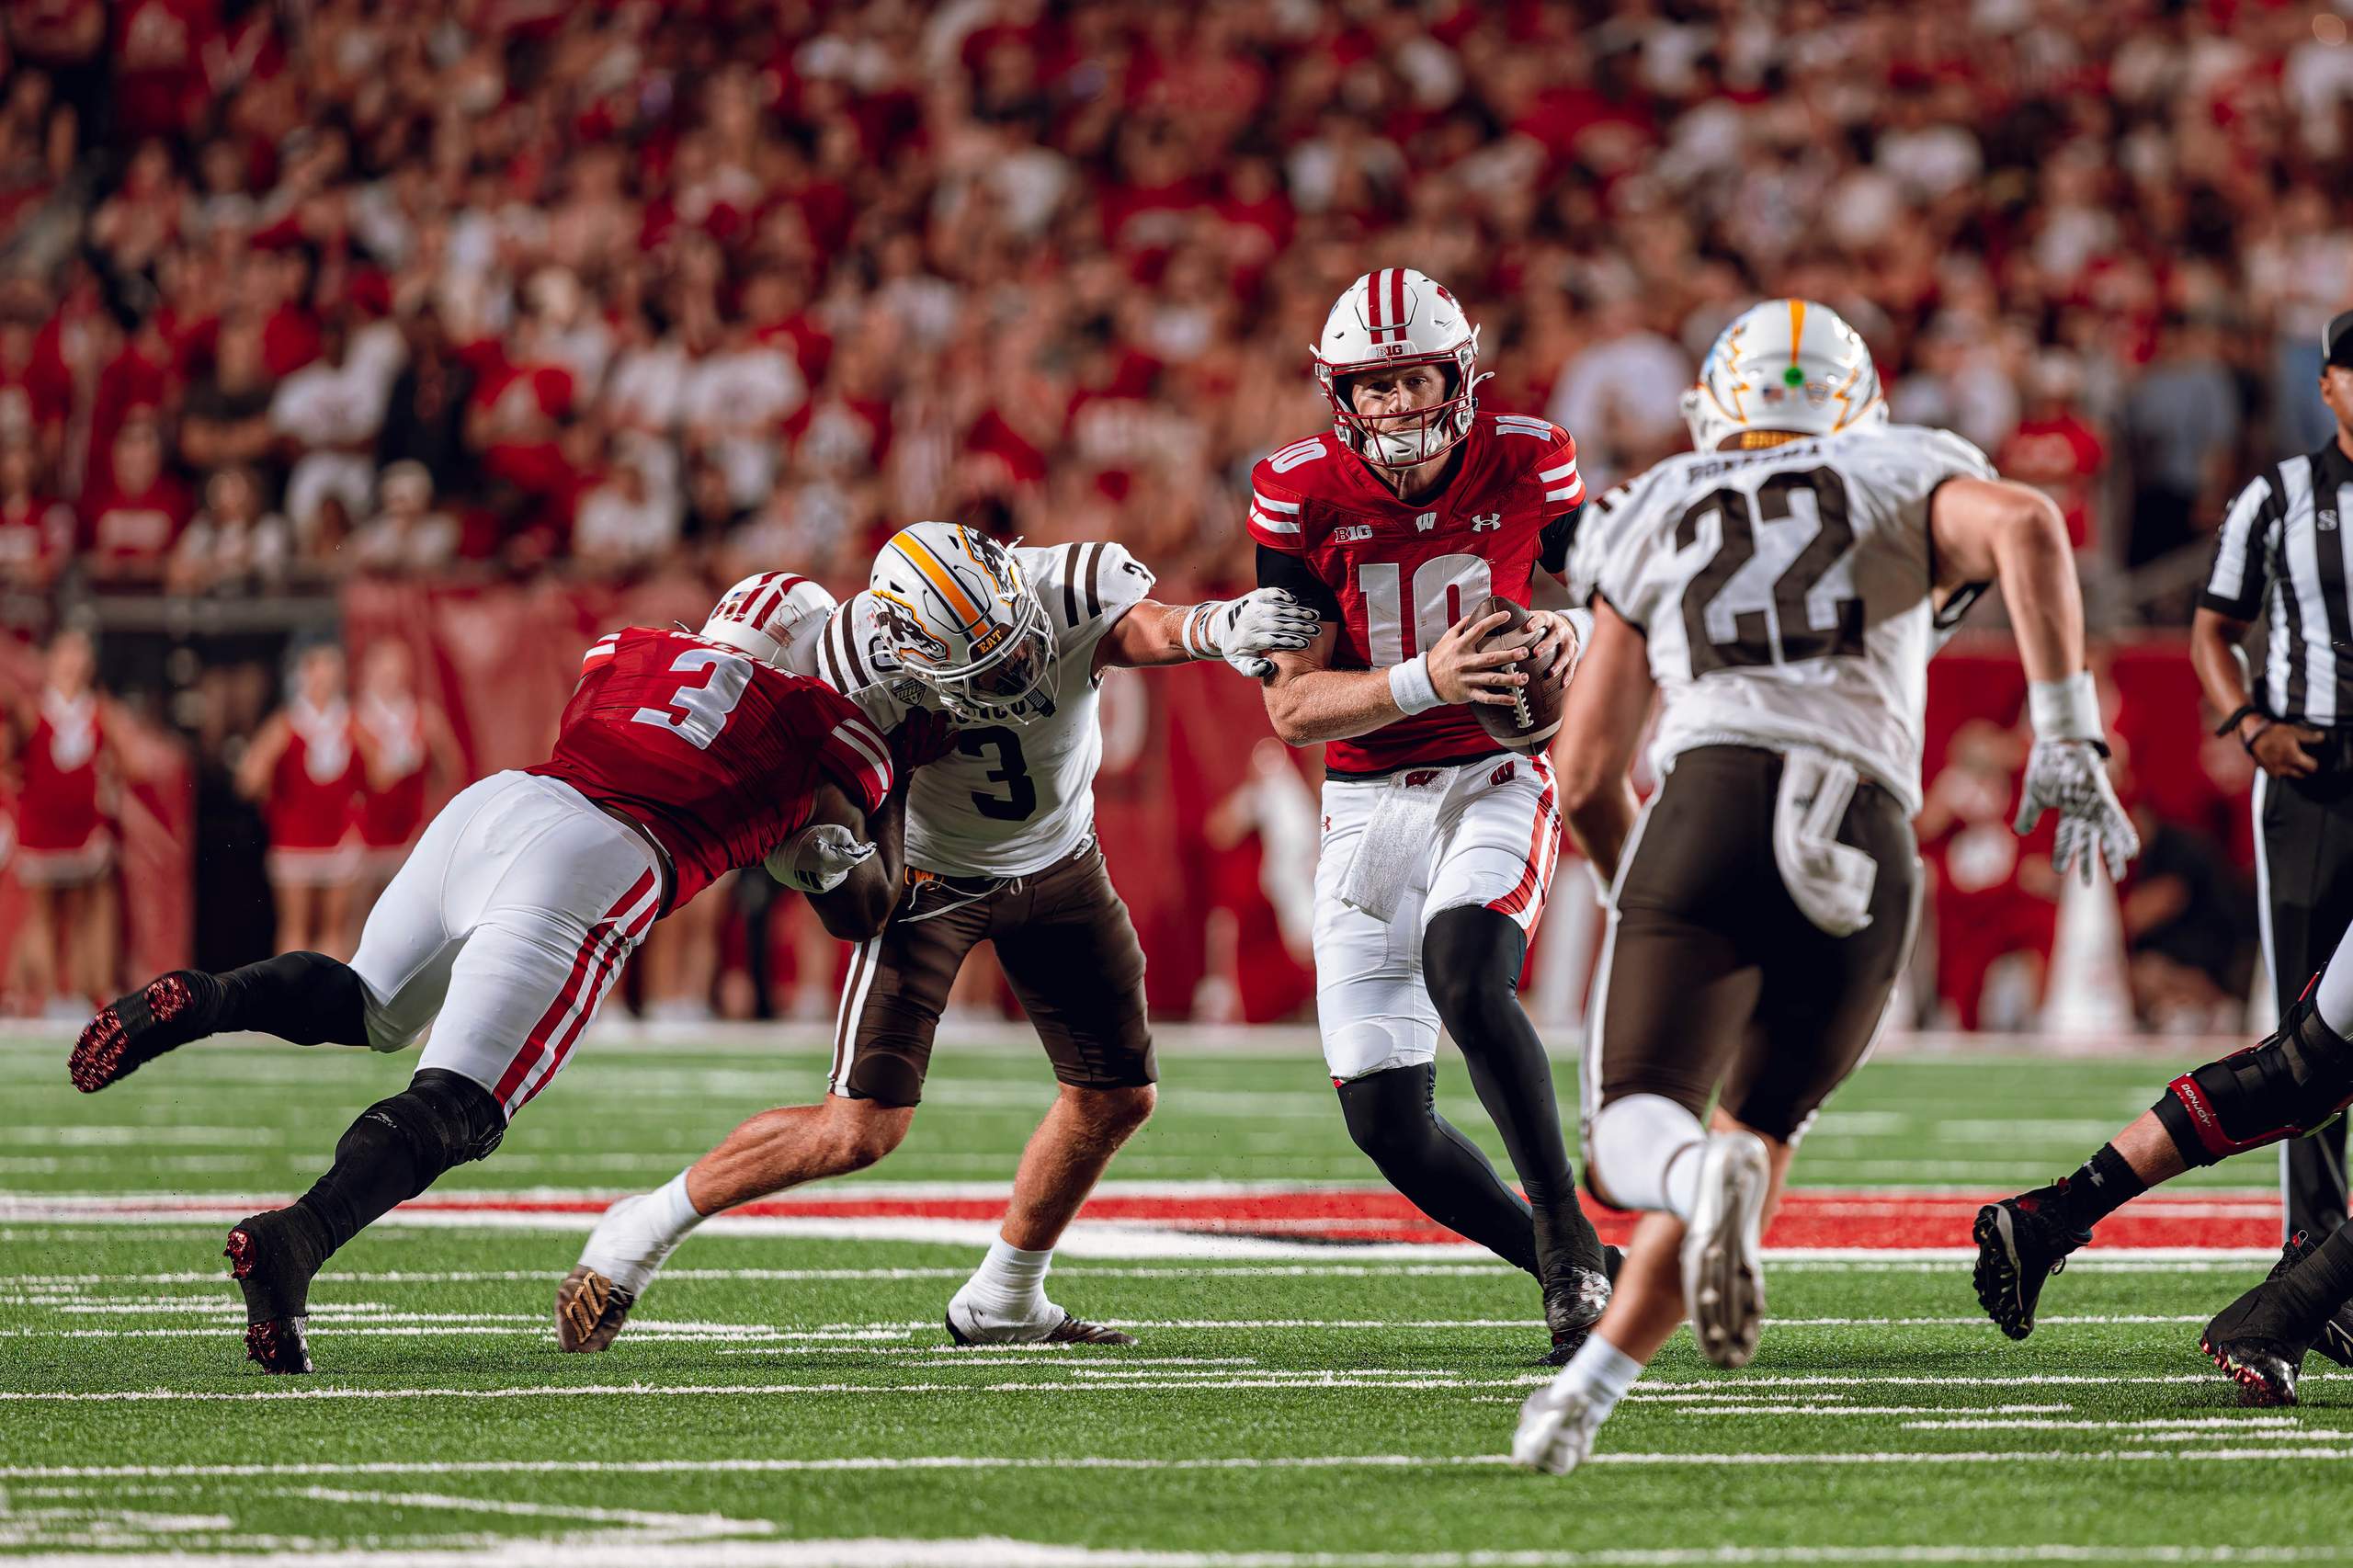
[
  {"left": 1537, "top": 504, "right": 1586, "bottom": 576},
  {"left": 1256, "top": 544, "right": 1343, "bottom": 621}
]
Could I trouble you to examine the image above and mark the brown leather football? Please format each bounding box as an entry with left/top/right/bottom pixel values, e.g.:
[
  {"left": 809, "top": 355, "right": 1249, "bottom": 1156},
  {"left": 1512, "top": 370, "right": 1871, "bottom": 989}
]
[{"left": 1469, "top": 596, "right": 1567, "bottom": 754}]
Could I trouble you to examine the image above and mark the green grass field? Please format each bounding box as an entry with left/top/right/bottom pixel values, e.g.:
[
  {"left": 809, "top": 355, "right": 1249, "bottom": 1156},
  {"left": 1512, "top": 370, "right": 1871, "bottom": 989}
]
[{"left": 3, "top": 1029, "right": 2349, "bottom": 1567}]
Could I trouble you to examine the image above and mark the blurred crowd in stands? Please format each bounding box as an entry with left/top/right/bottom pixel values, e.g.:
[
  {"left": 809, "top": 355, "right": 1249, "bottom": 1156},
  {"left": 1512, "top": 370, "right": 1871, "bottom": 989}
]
[
  {"left": 0, "top": 0, "right": 2347, "bottom": 603},
  {"left": 1, "top": 0, "right": 2345, "bottom": 1024}
]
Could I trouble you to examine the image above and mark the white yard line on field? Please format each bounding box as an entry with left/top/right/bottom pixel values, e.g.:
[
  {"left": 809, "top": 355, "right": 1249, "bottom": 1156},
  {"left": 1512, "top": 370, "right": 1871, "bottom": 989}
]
[{"left": 1, "top": 1537, "right": 2351, "bottom": 1567}]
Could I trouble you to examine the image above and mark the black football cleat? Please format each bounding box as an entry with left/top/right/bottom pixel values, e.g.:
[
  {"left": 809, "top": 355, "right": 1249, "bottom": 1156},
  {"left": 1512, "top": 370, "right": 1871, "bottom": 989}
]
[
  {"left": 2200, "top": 1269, "right": 2306, "bottom": 1408},
  {"left": 225, "top": 1210, "right": 324, "bottom": 1374},
  {"left": 1540, "top": 1266, "right": 1613, "bottom": 1366},
  {"left": 2264, "top": 1231, "right": 2353, "bottom": 1369},
  {"left": 70, "top": 971, "right": 222, "bottom": 1093},
  {"left": 1972, "top": 1187, "right": 2090, "bottom": 1341}
]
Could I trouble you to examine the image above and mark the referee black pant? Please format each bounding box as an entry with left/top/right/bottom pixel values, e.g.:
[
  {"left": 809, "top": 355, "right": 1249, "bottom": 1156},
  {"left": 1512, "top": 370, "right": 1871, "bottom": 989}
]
[{"left": 2255, "top": 766, "right": 2353, "bottom": 1241}]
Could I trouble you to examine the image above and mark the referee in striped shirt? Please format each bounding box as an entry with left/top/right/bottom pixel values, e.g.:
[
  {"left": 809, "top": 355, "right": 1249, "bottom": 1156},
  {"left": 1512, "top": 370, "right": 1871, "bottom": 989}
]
[{"left": 2194, "top": 308, "right": 2353, "bottom": 1243}]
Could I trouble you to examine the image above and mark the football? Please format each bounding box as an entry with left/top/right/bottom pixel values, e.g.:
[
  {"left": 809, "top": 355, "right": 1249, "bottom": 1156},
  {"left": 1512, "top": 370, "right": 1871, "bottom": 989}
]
[{"left": 1469, "top": 595, "right": 1568, "bottom": 754}]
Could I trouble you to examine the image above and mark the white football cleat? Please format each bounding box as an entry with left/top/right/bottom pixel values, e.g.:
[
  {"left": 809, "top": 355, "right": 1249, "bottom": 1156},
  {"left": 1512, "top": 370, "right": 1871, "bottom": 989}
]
[
  {"left": 1512, "top": 1377, "right": 1606, "bottom": 1475},
  {"left": 1682, "top": 1129, "right": 1771, "bottom": 1369},
  {"left": 944, "top": 1282, "right": 1134, "bottom": 1346}
]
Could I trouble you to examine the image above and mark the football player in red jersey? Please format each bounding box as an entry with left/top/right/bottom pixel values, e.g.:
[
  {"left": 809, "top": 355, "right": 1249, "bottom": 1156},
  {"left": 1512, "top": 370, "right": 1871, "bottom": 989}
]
[
  {"left": 67, "top": 574, "right": 937, "bottom": 1373},
  {"left": 1249, "top": 268, "right": 1613, "bottom": 1361}
]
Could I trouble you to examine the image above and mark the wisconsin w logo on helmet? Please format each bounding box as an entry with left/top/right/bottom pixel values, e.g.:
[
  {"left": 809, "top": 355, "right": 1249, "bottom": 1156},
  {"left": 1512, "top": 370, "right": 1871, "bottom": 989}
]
[{"left": 870, "top": 521, "right": 1060, "bottom": 722}]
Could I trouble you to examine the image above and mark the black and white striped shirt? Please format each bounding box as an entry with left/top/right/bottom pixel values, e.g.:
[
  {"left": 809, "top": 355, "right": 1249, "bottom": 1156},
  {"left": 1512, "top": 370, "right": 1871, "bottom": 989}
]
[{"left": 2201, "top": 441, "right": 2353, "bottom": 727}]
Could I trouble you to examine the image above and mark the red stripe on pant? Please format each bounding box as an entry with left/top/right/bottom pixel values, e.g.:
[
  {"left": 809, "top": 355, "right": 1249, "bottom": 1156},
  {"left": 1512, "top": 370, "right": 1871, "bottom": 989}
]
[
  {"left": 493, "top": 869, "right": 657, "bottom": 1107},
  {"left": 1487, "top": 764, "right": 1559, "bottom": 920},
  {"left": 514, "top": 893, "right": 660, "bottom": 1111}
]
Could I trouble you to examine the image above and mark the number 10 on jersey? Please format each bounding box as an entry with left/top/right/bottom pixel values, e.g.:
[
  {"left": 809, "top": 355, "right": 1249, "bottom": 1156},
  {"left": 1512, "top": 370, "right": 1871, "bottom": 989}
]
[{"left": 1359, "top": 553, "right": 1495, "bottom": 665}]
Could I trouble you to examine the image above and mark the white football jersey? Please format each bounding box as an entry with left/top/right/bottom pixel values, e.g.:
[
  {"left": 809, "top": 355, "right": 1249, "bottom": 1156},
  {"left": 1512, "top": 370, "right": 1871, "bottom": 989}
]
[
  {"left": 816, "top": 541, "right": 1155, "bottom": 877},
  {"left": 1570, "top": 423, "right": 1995, "bottom": 814}
]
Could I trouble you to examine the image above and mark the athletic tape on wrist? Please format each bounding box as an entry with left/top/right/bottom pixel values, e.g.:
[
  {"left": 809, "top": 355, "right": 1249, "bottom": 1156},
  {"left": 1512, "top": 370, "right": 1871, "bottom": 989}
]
[
  {"left": 1389, "top": 653, "right": 1441, "bottom": 715},
  {"left": 1181, "top": 602, "right": 1221, "bottom": 661},
  {"left": 2028, "top": 671, "right": 2101, "bottom": 744}
]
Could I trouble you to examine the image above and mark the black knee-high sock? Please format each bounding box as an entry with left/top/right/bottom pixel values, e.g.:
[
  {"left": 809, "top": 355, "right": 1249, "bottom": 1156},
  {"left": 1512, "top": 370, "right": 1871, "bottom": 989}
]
[
  {"left": 2273, "top": 1221, "right": 2353, "bottom": 1339},
  {"left": 291, "top": 1069, "right": 506, "bottom": 1259},
  {"left": 1336, "top": 1063, "right": 1540, "bottom": 1276},
  {"left": 208, "top": 951, "right": 369, "bottom": 1046},
  {"left": 1423, "top": 905, "right": 1606, "bottom": 1281}
]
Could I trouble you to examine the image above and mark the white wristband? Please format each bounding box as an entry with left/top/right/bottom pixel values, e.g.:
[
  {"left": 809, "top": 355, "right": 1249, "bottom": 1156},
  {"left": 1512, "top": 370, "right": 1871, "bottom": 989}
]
[
  {"left": 1389, "top": 653, "right": 1441, "bottom": 715},
  {"left": 2028, "top": 671, "right": 2101, "bottom": 744}
]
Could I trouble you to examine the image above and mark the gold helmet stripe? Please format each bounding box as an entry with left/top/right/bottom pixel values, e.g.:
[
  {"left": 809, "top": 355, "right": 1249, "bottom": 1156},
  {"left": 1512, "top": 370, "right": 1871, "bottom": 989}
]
[
  {"left": 1788, "top": 298, "right": 1807, "bottom": 369},
  {"left": 892, "top": 534, "right": 986, "bottom": 632}
]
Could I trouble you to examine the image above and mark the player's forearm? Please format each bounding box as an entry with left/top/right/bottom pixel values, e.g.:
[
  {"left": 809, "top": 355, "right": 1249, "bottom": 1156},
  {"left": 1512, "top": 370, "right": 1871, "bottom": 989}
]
[
  {"left": 1262, "top": 666, "right": 1408, "bottom": 746},
  {"left": 1098, "top": 602, "right": 1201, "bottom": 670},
  {"left": 809, "top": 788, "right": 904, "bottom": 941},
  {"left": 1564, "top": 778, "right": 1639, "bottom": 887},
  {"left": 1988, "top": 494, "right": 2086, "bottom": 687}
]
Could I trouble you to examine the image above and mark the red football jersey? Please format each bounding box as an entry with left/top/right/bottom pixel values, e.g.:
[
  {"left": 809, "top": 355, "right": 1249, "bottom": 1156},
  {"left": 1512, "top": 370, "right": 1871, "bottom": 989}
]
[
  {"left": 1246, "top": 412, "right": 1586, "bottom": 776},
  {"left": 531, "top": 627, "right": 893, "bottom": 910}
]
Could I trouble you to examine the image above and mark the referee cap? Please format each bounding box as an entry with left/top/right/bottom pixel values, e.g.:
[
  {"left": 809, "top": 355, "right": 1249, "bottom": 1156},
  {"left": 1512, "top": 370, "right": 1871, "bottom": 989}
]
[{"left": 2328, "top": 310, "right": 2353, "bottom": 369}]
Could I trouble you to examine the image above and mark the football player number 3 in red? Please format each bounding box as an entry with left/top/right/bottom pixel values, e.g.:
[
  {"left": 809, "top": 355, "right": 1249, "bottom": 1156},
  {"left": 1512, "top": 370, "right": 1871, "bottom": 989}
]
[
  {"left": 630, "top": 648, "right": 754, "bottom": 750},
  {"left": 1358, "top": 553, "right": 1495, "bottom": 665}
]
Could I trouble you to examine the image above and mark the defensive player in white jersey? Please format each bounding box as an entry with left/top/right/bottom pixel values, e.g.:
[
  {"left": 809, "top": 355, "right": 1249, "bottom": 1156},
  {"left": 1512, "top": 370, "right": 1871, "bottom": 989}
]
[
  {"left": 1512, "top": 299, "right": 2141, "bottom": 1474},
  {"left": 1248, "top": 267, "right": 1614, "bottom": 1360},
  {"left": 556, "top": 522, "right": 1315, "bottom": 1351}
]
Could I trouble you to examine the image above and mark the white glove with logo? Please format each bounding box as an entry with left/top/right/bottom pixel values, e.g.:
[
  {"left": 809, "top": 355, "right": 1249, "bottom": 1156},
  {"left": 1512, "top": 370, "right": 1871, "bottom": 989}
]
[
  {"left": 1184, "top": 589, "right": 1321, "bottom": 679},
  {"left": 2012, "top": 672, "right": 2140, "bottom": 885},
  {"left": 766, "top": 824, "right": 877, "bottom": 894}
]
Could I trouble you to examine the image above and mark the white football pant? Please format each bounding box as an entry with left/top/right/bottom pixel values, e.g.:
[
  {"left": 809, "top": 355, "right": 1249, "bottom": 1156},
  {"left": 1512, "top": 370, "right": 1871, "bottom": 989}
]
[
  {"left": 1312, "top": 753, "right": 1563, "bottom": 1081},
  {"left": 350, "top": 770, "right": 664, "bottom": 1119}
]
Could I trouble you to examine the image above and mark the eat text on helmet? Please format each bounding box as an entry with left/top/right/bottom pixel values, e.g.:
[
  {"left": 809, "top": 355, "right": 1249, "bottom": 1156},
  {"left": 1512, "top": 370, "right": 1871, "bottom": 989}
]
[
  {"left": 1313, "top": 267, "right": 1486, "bottom": 471},
  {"left": 1680, "top": 298, "right": 1888, "bottom": 453},
  {"left": 870, "top": 521, "right": 1059, "bottom": 722}
]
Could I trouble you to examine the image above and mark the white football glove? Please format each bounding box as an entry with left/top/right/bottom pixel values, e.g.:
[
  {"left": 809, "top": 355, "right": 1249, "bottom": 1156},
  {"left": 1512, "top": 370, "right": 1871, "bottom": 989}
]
[
  {"left": 2012, "top": 673, "right": 2140, "bottom": 885},
  {"left": 765, "top": 823, "right": 877, "bottom": 894},
  {"left": 1195, "top": 588, "right": 1320, "bottom": 678}
]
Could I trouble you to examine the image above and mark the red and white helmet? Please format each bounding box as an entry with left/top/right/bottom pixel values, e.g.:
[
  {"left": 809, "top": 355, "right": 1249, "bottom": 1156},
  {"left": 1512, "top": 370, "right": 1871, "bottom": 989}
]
[
  {"left": 1312, "top": 267, "right": 1484, "bottom": 470},
  {"left": 699, "top": 571, "right": 838, "bottom": 677}
]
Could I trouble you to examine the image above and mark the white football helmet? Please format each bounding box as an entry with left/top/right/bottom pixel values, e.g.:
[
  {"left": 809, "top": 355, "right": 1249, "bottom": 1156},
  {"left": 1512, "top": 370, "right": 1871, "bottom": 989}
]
[
  {"left": 869, "top": 521, "right": 1057, "bottom": 722},
  {"left": 1681, "top": 299, "right": 1888, "bottom": 453},
  {"left": 699, "top": 571, "right": 838, "bottom": 676},
  {"left": 1313, "top": 267, "right": 1485, "bottom": 470}
]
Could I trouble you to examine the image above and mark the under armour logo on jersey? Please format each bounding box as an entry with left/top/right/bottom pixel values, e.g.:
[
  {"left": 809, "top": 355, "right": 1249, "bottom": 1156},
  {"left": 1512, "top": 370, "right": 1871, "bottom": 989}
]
[
  {"left": 1334, "top": 523, "right": 1374, "bottom": 543},
  {"left": 1414, "top": 512, "right": 1438, "bottom": 532},
  {"left": 1470, "top": 513, "right": 1503, "bottom": 532}
]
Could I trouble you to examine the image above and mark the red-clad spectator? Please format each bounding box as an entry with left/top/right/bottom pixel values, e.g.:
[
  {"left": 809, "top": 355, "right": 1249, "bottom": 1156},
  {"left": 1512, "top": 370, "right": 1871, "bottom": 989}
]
[
  {"left": 0, "top": 438, "right": 74, "bottom": 587},
  {"left": 5, "top": 627, "right": 120, "bottom": 1017},
  {"left": 234, "top": 642, "right": 362, "bottom": 959},
  {"left": 347, "top": 637, "right": 460, "bottom": 944},
  {"left": 0, "top": 299, "right": 72, "bottom": 465},
  {"left": 110, "top": 0, "right": 223, "bottom": 142},
  {"left": 1996, "top": 350, "right": 2109, "bottom": 553},
  {"left": 79, "top": 417, "right": 191, "bottom": 579}
]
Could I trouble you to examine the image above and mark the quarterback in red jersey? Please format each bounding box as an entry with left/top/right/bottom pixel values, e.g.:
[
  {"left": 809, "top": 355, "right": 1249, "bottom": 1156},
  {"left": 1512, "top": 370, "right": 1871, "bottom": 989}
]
[
  {"left": 1250, "top": 268, "right": 1612, "bottom": 1361},
  {"left": 68, "top": 574, "right": 922, "bottom": 1374}
]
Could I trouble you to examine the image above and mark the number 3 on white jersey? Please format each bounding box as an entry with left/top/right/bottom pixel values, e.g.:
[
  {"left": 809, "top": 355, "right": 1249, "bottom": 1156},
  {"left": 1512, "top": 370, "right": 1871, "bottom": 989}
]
[
  {"left": 631, "top": 648, "right": 753, "bottom": 749},
  {"left": 1358, "top": 553, "right": 1494, "bottom": 665}
]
